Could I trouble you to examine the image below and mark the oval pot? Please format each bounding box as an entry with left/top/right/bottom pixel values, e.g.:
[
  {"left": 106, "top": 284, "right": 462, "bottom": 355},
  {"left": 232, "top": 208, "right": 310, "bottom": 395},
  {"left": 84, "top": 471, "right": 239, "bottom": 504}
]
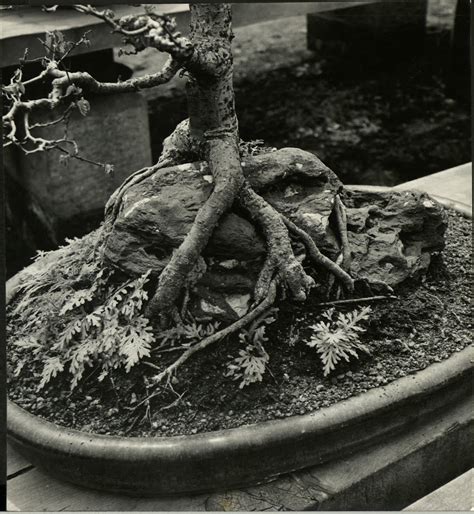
[{"left": 7, "top": 197, "right": 473, "bottom": 496}]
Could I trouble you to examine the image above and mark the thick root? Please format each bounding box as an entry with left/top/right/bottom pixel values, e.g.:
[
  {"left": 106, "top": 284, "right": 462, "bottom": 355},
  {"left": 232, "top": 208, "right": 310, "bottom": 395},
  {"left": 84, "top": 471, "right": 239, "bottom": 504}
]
[
  {"left": 238, "top": 182, "right": 315, "bottom": 303},
  {"left": 253, "top": 255, "right": 276, "bottom": 305},
  {"left": 282, "top": 215, "right": 354, "bottom": 293},
  {"left": 327, "top": 194, "right": 352, "bottom": 299}
]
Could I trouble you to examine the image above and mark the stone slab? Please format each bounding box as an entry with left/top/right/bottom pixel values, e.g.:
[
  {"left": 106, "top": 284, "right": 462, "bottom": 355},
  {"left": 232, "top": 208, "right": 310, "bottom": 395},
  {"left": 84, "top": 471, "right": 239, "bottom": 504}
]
[
  {"left": 394, "top": 162, "right": 472, "bottom": 208},
  {"left": 0, "top": 4, "right": 189, "bottom": 67},
  {"left": 1, "top": 3, "right": 362, "bottom": 67},
  {"left": 403, "top": 468, "right": 473, "bottom": 511},
  {"left": 9, "top": 89, "right": 152, "bottom": 233}
]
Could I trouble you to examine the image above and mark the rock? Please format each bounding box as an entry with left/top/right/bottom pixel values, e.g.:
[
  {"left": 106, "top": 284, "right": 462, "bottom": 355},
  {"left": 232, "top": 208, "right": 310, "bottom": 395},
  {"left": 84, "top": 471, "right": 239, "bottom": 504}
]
[
  {"left": 104, "top": 148, "right": 342, "bottom": 277},
  {"left": 104, "top": 149, "right": 446, "bottom": 321},
  {"left": 104, "top": 148, "right": 342, "bottom": 320},
  {"left": 341, "top": 188, "right": 447, "bottom": 288}
]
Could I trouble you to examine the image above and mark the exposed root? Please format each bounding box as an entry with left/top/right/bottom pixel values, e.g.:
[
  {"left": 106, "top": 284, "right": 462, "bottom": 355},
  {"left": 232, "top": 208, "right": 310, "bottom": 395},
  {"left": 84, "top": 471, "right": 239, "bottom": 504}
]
[
  {"left": 334, "top": 194, "right": 351, "bottom": 270},
  {"left": 157, "top": 118, "right": 204, "bottom": 165},
  {"left": 281, "top": 215, "right": 354, "bottom": 293},
  {"left": 238, "top": 182, "right": 314, "bottom": 302},
  {"left": 254, "top": 255, "right": 277, "bottom": 305},
  {"left": 315, "top": 294, "right": 397, "bottom": 308},
  {"left": 326, "top": 253, "right": 344, "bottom": 299},
  {"left": 151, "top": 281, "right": 278, "bottom": 384}
]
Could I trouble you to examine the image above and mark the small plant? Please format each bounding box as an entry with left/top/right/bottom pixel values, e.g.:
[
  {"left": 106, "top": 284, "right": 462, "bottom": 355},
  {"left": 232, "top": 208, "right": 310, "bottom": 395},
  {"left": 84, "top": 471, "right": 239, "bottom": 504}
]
[
  {"left": 225, "top": 308, "right": 277, "bottom": 388},
  {"left": 225, "top": 345, "right": 270, "bottom": 389},
  {"left": 8, "top": 234, "right": 156, "bottom": 390},
  {"left": 155, "top": 319, "right": 221, "bottom": 350},
  {"left": 306, "top": 306, "right": 371, "bottom": 376}
]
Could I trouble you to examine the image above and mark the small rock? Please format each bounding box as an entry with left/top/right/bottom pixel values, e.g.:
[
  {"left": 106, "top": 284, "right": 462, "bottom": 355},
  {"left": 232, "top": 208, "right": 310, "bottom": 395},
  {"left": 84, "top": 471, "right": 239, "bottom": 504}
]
[{"left": 218, "top": 259, "right": 240, "bottom": 269}]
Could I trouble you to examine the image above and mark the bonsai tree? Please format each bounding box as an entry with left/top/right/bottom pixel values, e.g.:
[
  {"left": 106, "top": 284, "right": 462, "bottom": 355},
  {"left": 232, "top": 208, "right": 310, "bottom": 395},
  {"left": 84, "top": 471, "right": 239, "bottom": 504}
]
[{"left": 5, "top": 4, "right": 396, "bottom": 393}]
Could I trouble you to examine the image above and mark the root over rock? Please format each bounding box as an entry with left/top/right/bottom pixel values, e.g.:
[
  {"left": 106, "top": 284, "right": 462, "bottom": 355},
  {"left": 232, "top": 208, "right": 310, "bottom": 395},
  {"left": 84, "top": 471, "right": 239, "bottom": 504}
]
[{"left": 104, "top": 148, "right": 447, "bottom": 321}]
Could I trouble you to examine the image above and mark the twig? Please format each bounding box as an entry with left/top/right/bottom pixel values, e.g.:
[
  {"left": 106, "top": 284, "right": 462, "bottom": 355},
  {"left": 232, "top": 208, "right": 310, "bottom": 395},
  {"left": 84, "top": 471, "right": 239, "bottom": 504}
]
[
  {"left": 158, "top": 390, "right": 187, "bottom": 412},
  {"left": 452, "top": 311, "right": 462, "bottom": 324},
  {"left": 314, "top": 295, "right": 398, "bottom": 308}
]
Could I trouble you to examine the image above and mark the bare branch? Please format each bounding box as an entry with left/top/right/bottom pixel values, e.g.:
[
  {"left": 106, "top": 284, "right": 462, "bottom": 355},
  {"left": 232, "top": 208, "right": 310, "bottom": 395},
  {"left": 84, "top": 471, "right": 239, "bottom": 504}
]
[
  {"left": 73, "top": 4, "right": 194, "bottom": 62},
  {"left": 49, "top": 56, "right": 181, "bottom": 95}
]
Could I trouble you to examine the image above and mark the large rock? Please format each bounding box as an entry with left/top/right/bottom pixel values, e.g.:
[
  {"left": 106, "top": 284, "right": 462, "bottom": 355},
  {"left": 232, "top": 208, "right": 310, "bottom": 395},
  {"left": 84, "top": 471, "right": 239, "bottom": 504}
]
[
  {"left": 104, "top": 149, "right": 447, "bottom": 320},
  {"left": 342, "top": 188, "right": 447, "bottom": 287},
  {"left": 104, "top": 148, "right": 342, "bottom": 277}
]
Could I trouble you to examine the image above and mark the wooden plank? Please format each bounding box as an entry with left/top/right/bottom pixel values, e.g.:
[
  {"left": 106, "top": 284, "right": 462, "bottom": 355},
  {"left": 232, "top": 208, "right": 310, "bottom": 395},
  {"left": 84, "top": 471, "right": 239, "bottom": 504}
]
[
  {"left": 7, "top": 467, "right": 209, "bottom": 511},
  {"left": 6, "top": 499, "right": 20, "bottom": 512},
  {"left": 403, "top": 469, "right": 473, "bottom": 511},
  {"left": 7, "top": 443, "right": 34, "bottom": 477}
]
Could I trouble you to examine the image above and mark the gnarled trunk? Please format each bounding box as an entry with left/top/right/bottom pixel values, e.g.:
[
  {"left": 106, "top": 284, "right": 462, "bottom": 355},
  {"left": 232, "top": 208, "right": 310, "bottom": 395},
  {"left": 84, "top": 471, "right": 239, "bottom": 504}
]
[{"left": 146, "top": 4, "right": 245, "bottom": 316}]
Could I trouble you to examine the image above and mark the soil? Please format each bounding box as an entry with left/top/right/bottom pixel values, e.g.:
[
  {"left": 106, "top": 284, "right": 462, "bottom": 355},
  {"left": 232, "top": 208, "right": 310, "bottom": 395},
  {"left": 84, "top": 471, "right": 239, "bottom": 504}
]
[{"left": 7, "top": 209, "right": 472, "bottom": 438}]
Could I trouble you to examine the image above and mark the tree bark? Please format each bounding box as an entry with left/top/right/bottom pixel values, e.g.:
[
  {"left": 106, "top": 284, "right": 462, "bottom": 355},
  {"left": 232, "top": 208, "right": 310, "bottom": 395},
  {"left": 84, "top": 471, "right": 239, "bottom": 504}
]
[{"left": 146, "top": 4, "right": 245, "bottom": 317}]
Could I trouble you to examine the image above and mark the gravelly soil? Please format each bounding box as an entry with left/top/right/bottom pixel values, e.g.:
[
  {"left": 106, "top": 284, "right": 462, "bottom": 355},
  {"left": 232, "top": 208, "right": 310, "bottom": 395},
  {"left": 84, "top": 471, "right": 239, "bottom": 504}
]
[{"left": 7, "top": 210, "right": 472, "bottom": 438}]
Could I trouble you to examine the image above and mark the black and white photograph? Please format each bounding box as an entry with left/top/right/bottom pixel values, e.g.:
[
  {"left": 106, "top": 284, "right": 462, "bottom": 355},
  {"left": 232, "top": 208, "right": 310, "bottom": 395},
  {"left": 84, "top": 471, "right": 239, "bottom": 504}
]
[{"left": 2, "top": 0, "right": 472, "bottom": 511}]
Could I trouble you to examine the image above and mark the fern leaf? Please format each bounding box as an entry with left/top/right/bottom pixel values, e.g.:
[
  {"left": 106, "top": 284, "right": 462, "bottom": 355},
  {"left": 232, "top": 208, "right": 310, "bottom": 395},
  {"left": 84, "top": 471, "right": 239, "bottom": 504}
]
[{"left": 39, "top": 356, "right": 64, "bottom": 389}]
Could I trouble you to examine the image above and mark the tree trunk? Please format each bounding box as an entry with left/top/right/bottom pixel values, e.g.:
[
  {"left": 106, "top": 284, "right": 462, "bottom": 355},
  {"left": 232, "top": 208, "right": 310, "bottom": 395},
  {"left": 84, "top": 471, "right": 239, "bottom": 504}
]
[{"left": 146, "top": 4, "right": 245, "bottom": 317}]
